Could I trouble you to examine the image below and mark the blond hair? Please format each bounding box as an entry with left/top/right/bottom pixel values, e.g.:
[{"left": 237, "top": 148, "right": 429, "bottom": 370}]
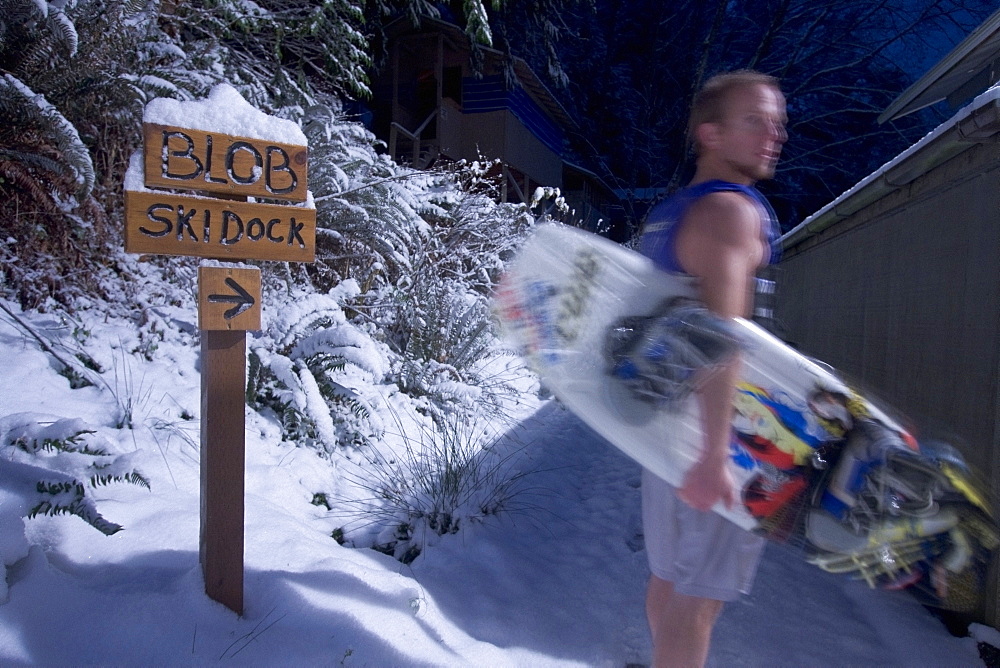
[{"left": 688, "top": 70, "right": 781, "bottom": 154}]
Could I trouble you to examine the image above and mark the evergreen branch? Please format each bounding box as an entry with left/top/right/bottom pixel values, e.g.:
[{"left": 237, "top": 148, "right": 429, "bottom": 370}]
[
  {"left": 0, "top": 73, "right": 95, "bottom": 198},
  {"left": 90, "top": 470, "right": 152, "bottom": 491},
  {"left": 29, "top": 479, "right": 124, "bottom": 536}
]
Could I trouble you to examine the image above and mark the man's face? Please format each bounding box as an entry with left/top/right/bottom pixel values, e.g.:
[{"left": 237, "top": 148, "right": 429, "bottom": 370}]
[{"left": 715, "top": 83, "right": 787, "bottom": 182}]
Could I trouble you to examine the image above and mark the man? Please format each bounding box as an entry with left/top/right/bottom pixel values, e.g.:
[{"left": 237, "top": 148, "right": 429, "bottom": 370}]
[{"left": 638, "top": 70, "right": 787, "bottom": 667}]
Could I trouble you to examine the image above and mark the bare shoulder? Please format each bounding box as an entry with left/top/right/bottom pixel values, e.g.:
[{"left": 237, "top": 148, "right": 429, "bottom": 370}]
[
  {"left": 683, "top": 191, "right": 761, "bottom": 246},
  {"left": 675, "top": 190, "right": 766, "bottom": 284}
]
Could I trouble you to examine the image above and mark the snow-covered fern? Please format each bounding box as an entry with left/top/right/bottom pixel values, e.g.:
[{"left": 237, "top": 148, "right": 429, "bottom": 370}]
[
  {"left": 0, "top": 414, "right": 150, "bottom": 536},
  {"left": 249, "top": 285, "right": 389, "bottom": 454}
]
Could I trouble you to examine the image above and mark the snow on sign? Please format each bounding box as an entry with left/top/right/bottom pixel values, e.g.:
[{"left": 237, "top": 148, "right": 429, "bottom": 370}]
[{"left": 124, "top": 87, "right": 315, "bottom": 263}]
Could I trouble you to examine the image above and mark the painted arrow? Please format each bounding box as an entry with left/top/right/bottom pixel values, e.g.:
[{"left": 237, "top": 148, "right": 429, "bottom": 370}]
[{"left": 208, "top": 277, "right": 256, "bottom": 319}]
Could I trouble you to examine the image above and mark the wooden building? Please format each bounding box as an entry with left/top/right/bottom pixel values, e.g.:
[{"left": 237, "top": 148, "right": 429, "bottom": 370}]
[
  {"left": 776, "top": 11, "right": 1000, "bottom": 627},
  {"left": 368, "top": 17, "right": 622, "bottom": 236}
]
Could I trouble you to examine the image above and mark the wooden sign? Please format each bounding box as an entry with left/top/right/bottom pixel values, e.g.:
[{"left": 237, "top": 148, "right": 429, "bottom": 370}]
[
  {"left": 143, "top": 124, "right": 308, "bottom": 202},
  {"left": 199, "top": 267, "right": 261, "bottom": 331},
  {"left": 124, "top": 190, "right": 315, "bottom": 263},
  {"left": 125, "top": 99, "right": 317, "bottom": 616}
]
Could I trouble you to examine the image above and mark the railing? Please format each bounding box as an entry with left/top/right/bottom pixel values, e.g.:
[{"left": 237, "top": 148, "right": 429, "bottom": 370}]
[{"left": 389, "top": 110, "right": 439, "bottom": 169}]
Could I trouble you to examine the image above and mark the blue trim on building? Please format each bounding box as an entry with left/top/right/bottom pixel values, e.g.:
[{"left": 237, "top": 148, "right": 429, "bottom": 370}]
[{"left": 462, "top": 76, "right": 566, "bottom": 155}]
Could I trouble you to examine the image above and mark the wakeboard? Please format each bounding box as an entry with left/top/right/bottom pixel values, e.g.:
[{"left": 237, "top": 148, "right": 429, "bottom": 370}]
[{"left": 494, "top": 222, "right": 997, "bottom": 611}]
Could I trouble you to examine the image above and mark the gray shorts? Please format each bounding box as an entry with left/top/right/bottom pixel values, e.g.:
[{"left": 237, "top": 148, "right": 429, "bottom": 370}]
[{"left": 641, "top": 468, "right": 766, "bottom": 602}]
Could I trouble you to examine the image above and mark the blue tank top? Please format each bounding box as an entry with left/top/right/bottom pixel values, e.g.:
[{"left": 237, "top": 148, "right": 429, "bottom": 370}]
[{"left": 639, "top": 180, "right": 781, "bottom": 275}]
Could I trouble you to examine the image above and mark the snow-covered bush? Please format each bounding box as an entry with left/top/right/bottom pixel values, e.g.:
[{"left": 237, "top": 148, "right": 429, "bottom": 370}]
[
  {"left": 390, "top": 281, "right": 518, "bottom": 422},
  {"left": 374, "top": 160, "right": 534, "bottom": 422},
  {"left": 157, "top": 0, "right": 371, "bottom": 100},
  {"left": 0, "top": 0, "right": 132, "bottom": 309},
  {"left": 238, "top": 110, "right": 539, "bottom": 560},
  {"left": 0, "top": 410, "right": 150, "bottom": 601},
  {"left": 250, "top": 284, "right": 389, "bottom": 454},
  {"left": 299, "top": 102, "right": 437, "bottom": 295},
  {"left": 256, "top": 108, "right": 535, "bottom": 434}
]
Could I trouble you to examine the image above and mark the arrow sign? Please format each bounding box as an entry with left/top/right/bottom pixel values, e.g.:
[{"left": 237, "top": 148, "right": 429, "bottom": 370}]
[
  {"left": 209, "top": 277, "right": 255, "bottom": 319},
  {"left": 199, "top": 267, "right": 261, "bottom": 331}
]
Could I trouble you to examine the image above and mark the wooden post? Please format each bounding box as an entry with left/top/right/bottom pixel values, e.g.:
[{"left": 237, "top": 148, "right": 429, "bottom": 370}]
[{"left": 200, "top": 329, "right": 247, "bottom": 615}]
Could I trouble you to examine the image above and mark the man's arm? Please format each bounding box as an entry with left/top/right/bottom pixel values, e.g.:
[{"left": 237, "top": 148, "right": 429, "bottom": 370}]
[{"left": 673, "top": 191, "right": 764, "bottom": 511}]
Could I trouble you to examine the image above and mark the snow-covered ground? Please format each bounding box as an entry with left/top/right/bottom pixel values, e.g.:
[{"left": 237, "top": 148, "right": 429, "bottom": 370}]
[{"left": 0, "top": 297, "right": 990, "bottom": 667}]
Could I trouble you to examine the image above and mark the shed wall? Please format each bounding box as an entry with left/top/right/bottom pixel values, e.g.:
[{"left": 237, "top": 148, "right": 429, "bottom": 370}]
[
  {"left": 776, "top": 143, "right": 1000, "bottom": 625},
  {"left": 779, "top": 147, "right": 1000, "bottom": 475}
]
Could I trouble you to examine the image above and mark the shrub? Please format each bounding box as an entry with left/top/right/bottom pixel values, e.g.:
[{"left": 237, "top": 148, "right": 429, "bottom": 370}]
[{"left": 249, "top": 286, "right": 389, "bottom": 454}]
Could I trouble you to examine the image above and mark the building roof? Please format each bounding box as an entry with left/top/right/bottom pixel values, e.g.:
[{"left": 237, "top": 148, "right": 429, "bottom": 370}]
[
  {"left": 780, "top": 84, "right": 1000, "bottom": 250},
  {"left": 879, "top": 9, "right": 1000, "bottom": 123}
]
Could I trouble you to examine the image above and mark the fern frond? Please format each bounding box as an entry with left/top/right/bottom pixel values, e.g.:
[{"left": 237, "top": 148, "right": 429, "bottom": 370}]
[
  {"left": 0, "top": 154, "right": 60, "bottom": 212},
  {"left": 0, "top": 73, "right": 95, "bottom": 198},
  {"left": 0, "top": 0, "right": 47, "bottom": 61},
  {"left": 0, "top": 147, "right": 69, "bottom": 177},
  {"left": 30, "top": 478, "right": 123, "bottom": 535},
  {"left": 11, "top": 25, "right": 68, "bottom": 78},
  {"left": 12, "top": 430, "right": 103, "bottom": 455},
  {"left": 33, "top": 479, "right": 86, "bottom": 500},
  {"left": 90, "top": 470, "right": 151, "bottom": 491},
  {"left": 0, "top": 0, "right": 45, "bottom": 21},
  {"left": 47, "top": 8, "right": 79, "bottom": 57},
  {"left": 121, "top": 0, "right": 155, "bottom": 17},
  {"left": 345, "top": 396, "right": 371, "bottom": 421},
  {"left": 308, "top": 352, "right": 349, "bottom": 376}
]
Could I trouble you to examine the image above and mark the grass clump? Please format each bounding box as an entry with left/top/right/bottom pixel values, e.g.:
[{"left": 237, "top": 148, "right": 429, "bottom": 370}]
[{"left": 333, "top": 409, "right": 536, "bottom": 564}]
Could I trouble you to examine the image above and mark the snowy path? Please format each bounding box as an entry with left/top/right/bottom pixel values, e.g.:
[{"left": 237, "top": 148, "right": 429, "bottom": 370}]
[
  {"left": 411, "top": 401, "right": 651, "bottom": 666},
  {"left": 411, "top": 401, "right": 985, "bottom": 667}
]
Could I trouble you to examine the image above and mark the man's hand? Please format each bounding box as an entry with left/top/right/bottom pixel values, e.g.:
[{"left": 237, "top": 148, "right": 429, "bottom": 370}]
[{"left": 677, "top": 452, "right": 737, "bottom": 512}]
